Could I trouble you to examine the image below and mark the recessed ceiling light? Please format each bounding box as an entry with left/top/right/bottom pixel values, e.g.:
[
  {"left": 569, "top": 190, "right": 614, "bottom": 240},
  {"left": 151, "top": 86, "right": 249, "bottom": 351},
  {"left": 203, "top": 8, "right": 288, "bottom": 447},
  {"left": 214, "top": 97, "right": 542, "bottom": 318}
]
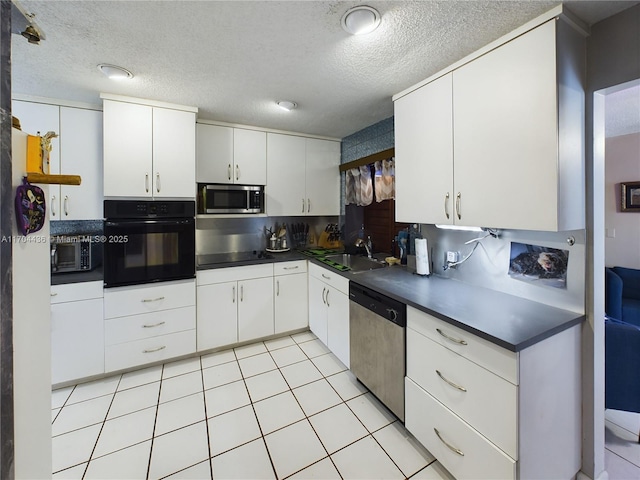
[
  {"left": 277, "top": 100, "right": 297, "bottom": 111},
  {"left": 98, "top": 64, "right": 134, "bottom": 80},
  {"left": 341, "top": 6, "right": 381, "bottom": 35}
]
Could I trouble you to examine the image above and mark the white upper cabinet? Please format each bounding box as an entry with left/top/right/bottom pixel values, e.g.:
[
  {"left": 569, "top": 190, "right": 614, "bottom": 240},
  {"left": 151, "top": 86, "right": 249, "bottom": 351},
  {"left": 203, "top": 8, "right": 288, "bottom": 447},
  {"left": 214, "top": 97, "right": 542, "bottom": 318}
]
[
  {"left": 234, "top": 128, "right": 267, "bottom": 185},
  {"left": 12, "top": 100, "right": 103, "bottom": 220},
  {"left": 266, "top": 133, "right": 306, "bottom": 216},
  {"left": 266, "top": 133, "right": 340, "bottom": 216},
  {"left": 152, "top": 107, "right": 196, "bottom": 197},
  {"left": 394, "top": 16, "right": 585, "bottom": 231},
  {"left": 59, "top": 107, "right": 103, "bottom": 220},
  {"left": 305, "top": 138, "right": 341, "bottom": 216},
  {"left": 395, "top": 73, "right": 453, "bottom": 225},
  {"left": 103, "top": 96, "right": 196, "bottom": 199},
  {"left": 196, "top": 124, "right": 266, "bottom": 185}
]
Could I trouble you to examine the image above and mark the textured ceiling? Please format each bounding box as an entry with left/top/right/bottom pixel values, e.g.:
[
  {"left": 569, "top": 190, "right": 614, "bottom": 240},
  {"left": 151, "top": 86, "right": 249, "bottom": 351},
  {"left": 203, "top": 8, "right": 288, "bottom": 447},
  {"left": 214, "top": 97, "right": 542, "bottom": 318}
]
[
  {"left": 606, "top": 84, "right": 640, "bottom": 138},
  {"left": 11, "top": 0, "right": 639, "bottom": 139}
]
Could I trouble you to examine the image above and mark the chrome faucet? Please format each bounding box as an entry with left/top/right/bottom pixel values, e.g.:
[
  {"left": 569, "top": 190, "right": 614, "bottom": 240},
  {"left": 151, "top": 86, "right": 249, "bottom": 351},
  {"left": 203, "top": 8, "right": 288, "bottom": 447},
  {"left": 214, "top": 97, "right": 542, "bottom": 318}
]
[{"left": 355, "top": 235, "right": 373, "bottom": 258}]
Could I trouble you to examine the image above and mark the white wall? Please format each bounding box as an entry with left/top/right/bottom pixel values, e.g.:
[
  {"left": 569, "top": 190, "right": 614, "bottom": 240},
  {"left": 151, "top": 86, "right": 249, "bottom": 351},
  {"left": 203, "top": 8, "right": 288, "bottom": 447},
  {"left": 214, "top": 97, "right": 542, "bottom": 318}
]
[{"left": 605, "top": 132, "right": 640, "bottom": 268}]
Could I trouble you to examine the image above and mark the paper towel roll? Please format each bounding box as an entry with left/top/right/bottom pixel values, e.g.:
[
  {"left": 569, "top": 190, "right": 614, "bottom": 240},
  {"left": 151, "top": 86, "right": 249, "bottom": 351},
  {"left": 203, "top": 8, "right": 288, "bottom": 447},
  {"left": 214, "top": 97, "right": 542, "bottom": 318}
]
[{"left": 415, "top": 238, "right": 430, "bottom": 276}]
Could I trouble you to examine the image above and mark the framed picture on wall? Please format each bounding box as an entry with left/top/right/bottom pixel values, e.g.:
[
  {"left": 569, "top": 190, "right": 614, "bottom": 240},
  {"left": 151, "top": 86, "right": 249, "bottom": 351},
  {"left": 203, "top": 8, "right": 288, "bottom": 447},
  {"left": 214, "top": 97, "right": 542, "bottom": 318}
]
[{"left": 621, "top": 181, "right": 640, "bottom": 211}]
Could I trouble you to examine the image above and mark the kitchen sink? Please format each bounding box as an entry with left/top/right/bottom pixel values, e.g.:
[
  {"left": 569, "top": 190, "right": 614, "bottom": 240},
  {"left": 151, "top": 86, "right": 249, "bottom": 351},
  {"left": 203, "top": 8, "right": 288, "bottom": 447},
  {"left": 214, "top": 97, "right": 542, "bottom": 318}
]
[{"left": 324, "top": 253, "right": 387, "bottom": 273}]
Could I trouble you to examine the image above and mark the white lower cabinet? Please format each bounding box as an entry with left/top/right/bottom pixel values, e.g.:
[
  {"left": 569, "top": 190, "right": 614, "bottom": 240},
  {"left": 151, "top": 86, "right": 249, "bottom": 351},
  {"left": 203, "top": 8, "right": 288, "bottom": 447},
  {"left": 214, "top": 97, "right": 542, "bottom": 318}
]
[
  {"left": 51, "top": 281, "right": 104, "bottom": 384},
  {"left": 274, "top": 261, "right": 308, "bottom": 334},
  {"left": 308, "top": 263, "right": 349, "bottom": 367},
  {"left": 103, "top": 279, "right": 196, "bottom": 372},
  {"left": 197, "top": 264, "right": 274, "bottom": 351},
  {"left": 405, "top": 306, "right": 581, "bottom": 480}
]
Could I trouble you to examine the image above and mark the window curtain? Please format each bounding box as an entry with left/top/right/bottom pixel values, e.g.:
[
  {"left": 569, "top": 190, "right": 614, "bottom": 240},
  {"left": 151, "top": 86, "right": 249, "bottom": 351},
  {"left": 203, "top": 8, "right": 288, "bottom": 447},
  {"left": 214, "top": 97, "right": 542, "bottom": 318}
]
[
  {"left": 345, "top": 165, "right": 373, "bottom": 206},
  {"left": 374, "top": 158, "right": 395, "bottom": 202}
]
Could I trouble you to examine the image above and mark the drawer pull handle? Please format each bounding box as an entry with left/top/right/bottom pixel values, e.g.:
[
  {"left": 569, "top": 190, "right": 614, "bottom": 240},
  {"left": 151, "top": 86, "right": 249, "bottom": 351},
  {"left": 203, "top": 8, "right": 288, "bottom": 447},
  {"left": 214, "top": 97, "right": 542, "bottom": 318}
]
[
  {"left": 283, "top": 266, "right": 299, "bottom": 270},
  {"left": 276, "top": 280, "right": 280, "bottom": 296},
  {"left": 436, "top": 370, "right": 467, "bottom": 392},
  {"left": 143, "top": 321, "right": 166, "bottom": 328},
  {"left": 436, "top": 328, "right": 468, "bottom": 345},
  {"left": 322, "top": 274, "right": 331, "bottom": 280},
  {"left": 143, "top": 345, "right": 166, "bottom": 354},
  {"left": 51, "top": 292, "right": 58, "bottom": 297},
  {"left": 141, "top": 296, "right": 165, "bottom": 303},
  {"left": 434, "top": 428, "right": 464, "bottom": 456}
]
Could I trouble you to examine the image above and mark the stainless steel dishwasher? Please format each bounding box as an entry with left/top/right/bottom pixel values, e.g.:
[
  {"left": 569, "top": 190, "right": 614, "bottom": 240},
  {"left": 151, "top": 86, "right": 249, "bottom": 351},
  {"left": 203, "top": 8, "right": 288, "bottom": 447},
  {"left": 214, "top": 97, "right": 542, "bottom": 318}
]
[{"left": 349, "top": 282, "right": 406, "bottom": 421}]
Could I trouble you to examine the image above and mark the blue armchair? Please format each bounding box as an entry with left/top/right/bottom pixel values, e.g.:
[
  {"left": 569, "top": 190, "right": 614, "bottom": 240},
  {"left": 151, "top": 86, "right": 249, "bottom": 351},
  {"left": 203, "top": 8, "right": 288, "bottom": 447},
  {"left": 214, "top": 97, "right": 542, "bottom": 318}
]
[{"left": 605, "top": 267, "right": 640, "bottom": 441}]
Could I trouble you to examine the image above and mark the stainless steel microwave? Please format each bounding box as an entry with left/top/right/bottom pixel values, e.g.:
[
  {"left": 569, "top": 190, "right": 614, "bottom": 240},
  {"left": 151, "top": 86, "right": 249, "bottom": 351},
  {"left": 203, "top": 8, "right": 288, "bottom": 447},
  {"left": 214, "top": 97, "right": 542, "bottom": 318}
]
[
  {"left": 197, "top": 184, "right": 264, "bottom": 214},
  {"left": 51, "top": 235, "right": 102, "bottom": 274}
]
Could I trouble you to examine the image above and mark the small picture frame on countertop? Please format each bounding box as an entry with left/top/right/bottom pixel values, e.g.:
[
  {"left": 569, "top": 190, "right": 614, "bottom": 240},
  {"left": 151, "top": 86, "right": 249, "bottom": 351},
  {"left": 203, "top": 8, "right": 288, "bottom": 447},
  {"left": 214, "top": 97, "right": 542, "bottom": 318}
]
[{"left": 621, "top": 181, "right": 640, "bottom": 211}]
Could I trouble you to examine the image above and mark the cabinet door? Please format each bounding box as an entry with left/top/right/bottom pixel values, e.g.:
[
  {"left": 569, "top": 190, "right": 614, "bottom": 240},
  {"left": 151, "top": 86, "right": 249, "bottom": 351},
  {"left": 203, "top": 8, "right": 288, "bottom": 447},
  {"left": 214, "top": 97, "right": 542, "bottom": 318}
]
[
  {"left": 394, "top": 73, "right": 454, "bottom": 225},
  {"left": 326, "top": 286, "right": 350, "bottom": 368},
  {"left": 197, "top": 282, "right": 238, "bottom": 351},
  {"left": 453, "top": 20, "right": 558, "bottom": 230},
  {"left": 152, "top": 107, "right": 196, "bottom": 198},
  {"left": 238, "top": 277, "right": 274, "bottom": 342},
  {"left": 59, "top": 107, "right": 103, "bottom": 220},
  {"left": 103, "top": 100, "right": 152, "bottom": 197},
  {"left": 51, "top": 298, "right": 104, "bottom": 384},
  {"left": 308, "top": 275, "right": 328, "bottom": 345},
  {"left": 196, "top": 123, "right": 233, "bottom": 184},
  {"left": 274, "top": 273, "right": 308, "bottom": 334},
  {"left": 266, "top": 133, "right": 306, "bottom": 216},
  {"left": 305, "top": 138, "right": 340, "bottom": 216},
  {"left": 12, "top": 100, "right": 61, "bottom": 219},
  {"left": 234, "top": 129, "right": 266, "bottom": 185}
]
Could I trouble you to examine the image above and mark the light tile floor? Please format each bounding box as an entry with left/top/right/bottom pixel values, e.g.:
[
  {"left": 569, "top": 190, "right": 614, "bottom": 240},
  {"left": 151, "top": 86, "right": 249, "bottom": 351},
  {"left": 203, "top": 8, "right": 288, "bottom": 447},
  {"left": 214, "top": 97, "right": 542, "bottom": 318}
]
[
  {"left": 605, "top": 409, "right": 640, "bottom": 479},
  {"left": 51, "top": 331, "right": 454, "bottom": 480}
]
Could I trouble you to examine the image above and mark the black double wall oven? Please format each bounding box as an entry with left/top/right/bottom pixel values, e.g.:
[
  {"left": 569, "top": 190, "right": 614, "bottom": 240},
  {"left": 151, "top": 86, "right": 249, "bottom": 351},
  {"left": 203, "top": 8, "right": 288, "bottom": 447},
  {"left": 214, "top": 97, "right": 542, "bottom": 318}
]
[{"left": 103, "top": 200, "right": 196, "bottom": 288}]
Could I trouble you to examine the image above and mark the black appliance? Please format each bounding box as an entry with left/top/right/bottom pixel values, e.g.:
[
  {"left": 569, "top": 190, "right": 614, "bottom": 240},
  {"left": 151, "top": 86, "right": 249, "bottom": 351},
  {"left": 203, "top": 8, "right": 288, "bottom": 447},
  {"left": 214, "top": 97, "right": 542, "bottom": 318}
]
[
  {"left": 103, "top": 200, "right": 196, "bottom": 288},
  {"left": 197, "top": 183, "right": 264, "bottom": 214}
]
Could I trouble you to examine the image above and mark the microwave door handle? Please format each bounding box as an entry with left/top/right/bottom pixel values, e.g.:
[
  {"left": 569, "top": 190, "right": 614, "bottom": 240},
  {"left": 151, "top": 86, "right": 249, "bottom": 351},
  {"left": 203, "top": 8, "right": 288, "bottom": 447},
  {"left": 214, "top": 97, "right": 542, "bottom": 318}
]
[{"left": 51, "top": 245, "right": 58, "bottom": 272}]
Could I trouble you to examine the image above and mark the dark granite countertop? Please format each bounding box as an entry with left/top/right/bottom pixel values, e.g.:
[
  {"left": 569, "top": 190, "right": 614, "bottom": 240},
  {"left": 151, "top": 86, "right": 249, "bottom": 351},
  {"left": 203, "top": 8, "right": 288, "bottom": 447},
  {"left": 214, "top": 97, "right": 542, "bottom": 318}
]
[
  {"left": 51, "top": 266, "right": 103, "bottom": 286},
  {"left": 343, "top": 265, "right": 585, "bottom": 352}
]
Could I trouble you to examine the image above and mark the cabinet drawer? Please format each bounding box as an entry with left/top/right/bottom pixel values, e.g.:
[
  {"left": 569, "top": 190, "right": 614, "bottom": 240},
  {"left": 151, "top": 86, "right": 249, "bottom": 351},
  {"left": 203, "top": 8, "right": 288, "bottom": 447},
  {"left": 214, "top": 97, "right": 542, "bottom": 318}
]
[
  {"left": 308, "top": 262, "right": 349, "bottom": 294},
  {"left": 105, "top": 329, "right": 196, "bottom": 372},
  {"left": 407, "top": 306, "right": 518, "bottom": 384},
  {"left": 407, "top": 328, "right": 517, "bottom": 459},
  {"left": 197, "top": 264, "right": 273, "bottom": 286},
  {"left": 405, "top": 378, "right": 515, "bottom": 480},
  {"left": 104, "top": 279, "right": 195, "bottom": 319},
  {"left": 274, "top": 260, "right": 307, "bottom": 276},
  {"left": 51, "top": 281, "right": 103, "bottom": 304},
  {"left": 105, "top": 306, "right": 196, "bottom": 345}
]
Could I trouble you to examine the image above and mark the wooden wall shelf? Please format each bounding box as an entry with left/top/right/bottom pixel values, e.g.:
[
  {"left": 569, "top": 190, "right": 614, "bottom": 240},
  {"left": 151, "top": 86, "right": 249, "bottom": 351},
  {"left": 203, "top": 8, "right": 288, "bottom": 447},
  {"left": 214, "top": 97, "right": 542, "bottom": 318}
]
[{"left": 26, "top": 173, "right": 81, "bottom": 185}]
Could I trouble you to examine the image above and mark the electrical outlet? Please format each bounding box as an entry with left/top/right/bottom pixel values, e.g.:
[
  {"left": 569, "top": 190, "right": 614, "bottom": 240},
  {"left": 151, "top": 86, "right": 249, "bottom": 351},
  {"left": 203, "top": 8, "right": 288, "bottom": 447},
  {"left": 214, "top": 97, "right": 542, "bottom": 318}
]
[{"left": 446, "top": 251, "right": 459, "bottom": 263}]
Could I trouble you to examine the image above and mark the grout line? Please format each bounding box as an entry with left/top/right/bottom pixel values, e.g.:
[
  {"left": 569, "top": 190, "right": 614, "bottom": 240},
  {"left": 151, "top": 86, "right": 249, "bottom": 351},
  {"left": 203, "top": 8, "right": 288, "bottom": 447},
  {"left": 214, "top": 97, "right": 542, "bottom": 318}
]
[
  {"left": 80, "top": 374, "right": 123, "bottom": 479},
  {"left": 145, "top": 363, "right": 164, "bottom": 480},
  {"left": 240, "top": 354, "right": 279, "bottom": 479},
  {"left": 198, "top": 354, "right": 214, "bottom": 480}
]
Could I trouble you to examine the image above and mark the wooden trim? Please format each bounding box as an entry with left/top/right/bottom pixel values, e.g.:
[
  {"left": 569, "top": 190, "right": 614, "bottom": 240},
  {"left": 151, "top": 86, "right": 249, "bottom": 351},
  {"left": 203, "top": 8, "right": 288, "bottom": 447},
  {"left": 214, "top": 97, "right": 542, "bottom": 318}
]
[{"left": 339, "top": 148, "right": 395, "bottom": 172}]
